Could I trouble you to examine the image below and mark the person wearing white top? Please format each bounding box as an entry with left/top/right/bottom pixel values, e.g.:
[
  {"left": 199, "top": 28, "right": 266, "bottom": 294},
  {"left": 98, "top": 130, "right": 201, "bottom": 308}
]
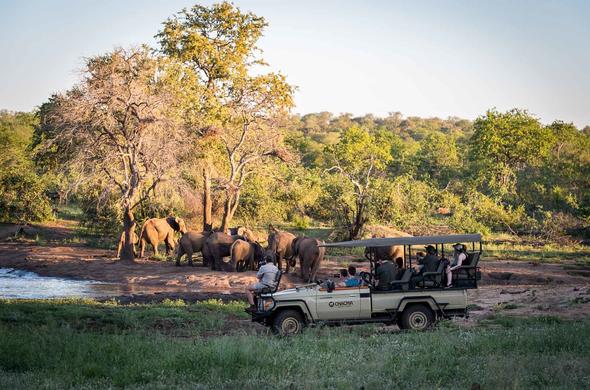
[{"left": 445, "top": 243, "right": 467, "bottom": 287}]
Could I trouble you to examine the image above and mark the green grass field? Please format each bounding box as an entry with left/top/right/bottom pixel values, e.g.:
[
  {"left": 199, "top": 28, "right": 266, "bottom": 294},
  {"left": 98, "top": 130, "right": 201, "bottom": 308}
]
[{"left": 1, "top": 299, "right": 589, "bottom": 389}]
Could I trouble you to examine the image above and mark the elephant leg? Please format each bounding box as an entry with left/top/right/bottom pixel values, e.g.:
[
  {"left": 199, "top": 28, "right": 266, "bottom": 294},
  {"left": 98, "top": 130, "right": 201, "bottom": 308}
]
[
  {"left": 282, "top": 253, "right": 289, "bottom": 274},
  {"left": 176, "top": 245, "right": 185, "bottom": 266},
  {"left": 300, "top": 257, "right": 305, "bottom": 279},
  {"left": 310, "top": 259, "right": 321, "bottom": 283},
  {"left": 152, "top": 240, "right": 159, "bottom": 257},
  {"left": 164, "top": 236, "right": 172, "bottom": 257},
  {"left": 277, "top": 253, "right": 284, "bottom": 273},
  {"left": 187, "top": 249, "right": 194, "bottom": 266},
  {"left": 139, "top": 239, "right": 146, "bottom": 258},
  {"left": 211, "top": 249, "right": 220, "bottom": 270}
]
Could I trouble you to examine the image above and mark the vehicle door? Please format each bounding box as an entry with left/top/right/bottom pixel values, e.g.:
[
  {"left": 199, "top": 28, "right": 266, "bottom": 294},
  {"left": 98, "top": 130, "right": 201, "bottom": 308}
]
[{"left": 315, "top": 286, "right": 361, "bottom": 320}]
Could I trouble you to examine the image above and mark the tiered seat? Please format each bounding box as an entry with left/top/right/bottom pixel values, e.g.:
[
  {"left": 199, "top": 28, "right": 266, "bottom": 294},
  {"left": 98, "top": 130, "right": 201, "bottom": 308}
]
[
  {"left": 414, "top": 261, "right": 445, "bottom": 288},
  {"left": 389, "top": 268, "right": 413, "bottom": 290}
]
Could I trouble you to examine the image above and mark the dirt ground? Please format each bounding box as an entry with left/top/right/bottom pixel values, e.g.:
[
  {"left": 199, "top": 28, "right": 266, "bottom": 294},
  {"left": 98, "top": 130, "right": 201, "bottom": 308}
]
[{"left": 1, "top": 222, "right": 589, "bottom": 321}]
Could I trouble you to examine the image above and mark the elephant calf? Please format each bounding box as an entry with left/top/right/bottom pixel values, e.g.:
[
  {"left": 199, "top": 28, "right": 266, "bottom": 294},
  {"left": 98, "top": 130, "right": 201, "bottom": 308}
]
[
  {"left": 202, "top": 229, "right": 255, "bottom": 271},
  {"left": 139, "top": 216, "right": 188, "bottom": 258},
  {"left": 230, "top": 239, "right": 264, "bottom": 272},
  {"left": 176, "top": 230, "right": 211, "bottom": 266},
  {"left": 291, "top": 237, "right": 325, "bottom": 283}
]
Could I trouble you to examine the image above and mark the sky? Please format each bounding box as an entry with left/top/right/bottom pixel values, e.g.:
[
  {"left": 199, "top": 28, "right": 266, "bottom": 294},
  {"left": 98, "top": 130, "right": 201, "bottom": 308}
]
[{"left": 1, "top": 0, "right": 589, "bottom": 127}]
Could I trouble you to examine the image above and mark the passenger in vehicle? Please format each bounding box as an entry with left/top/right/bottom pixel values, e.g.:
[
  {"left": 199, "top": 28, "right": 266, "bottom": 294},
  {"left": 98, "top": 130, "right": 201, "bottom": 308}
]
[
  {"left": 246, "top": 256, "right": 279, "bottom": 311},
  {"left": 338, "top": 268, "right": 348, "bottom": 279},
  {"left": 419, "top": 245, "right": 440, "bottom": 274},
  {"left": 343, "top": 265, "right": 362, "bottom": 287},
  {"left": 445, "top": 243, "right": 467, "bottom": 288},
  {"left": 375, "top": 258, "right": 397, "bottom": 290}
]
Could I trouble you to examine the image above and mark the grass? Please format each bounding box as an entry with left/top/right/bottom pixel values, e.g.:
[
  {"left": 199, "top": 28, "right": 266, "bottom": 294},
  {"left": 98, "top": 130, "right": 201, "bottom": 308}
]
[
  {"left": 1, "top": 299, "right": 589, "bottom": 389},
  {"left": 485, "top": 240, "right": 590, "bottom": 266}
]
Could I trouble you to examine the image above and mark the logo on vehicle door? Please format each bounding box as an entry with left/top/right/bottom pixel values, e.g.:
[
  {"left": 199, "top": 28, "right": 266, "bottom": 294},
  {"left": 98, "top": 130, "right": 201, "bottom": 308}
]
[{"left": 328, "top": 301, "right": 353, "bottom": 308}]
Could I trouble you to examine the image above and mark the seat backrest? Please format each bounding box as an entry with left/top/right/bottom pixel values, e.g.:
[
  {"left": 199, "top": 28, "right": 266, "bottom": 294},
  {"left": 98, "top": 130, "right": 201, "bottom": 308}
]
[
  {"left": 400, "top": 268, "right": 413, "bottom": 283},
  {"left": 464, "top": 252, "right": 481, "bottom": 268},
  {"left": 434, "top": 261, "right": 445, "bottom": 282},
  {"left": 271, "top": 270, "right": 282, "bottom": 293}
]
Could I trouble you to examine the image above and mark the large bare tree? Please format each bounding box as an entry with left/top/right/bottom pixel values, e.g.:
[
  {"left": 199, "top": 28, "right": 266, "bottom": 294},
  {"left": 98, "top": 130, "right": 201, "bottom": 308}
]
[{"left": 41, "top": 48, "right": 184, "bottom": 261}]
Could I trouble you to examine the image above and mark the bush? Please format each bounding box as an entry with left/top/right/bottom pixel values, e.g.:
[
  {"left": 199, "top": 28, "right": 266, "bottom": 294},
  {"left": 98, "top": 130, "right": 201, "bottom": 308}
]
[{"left": 0, "top": 169, "right": 53, "bottom": 223}]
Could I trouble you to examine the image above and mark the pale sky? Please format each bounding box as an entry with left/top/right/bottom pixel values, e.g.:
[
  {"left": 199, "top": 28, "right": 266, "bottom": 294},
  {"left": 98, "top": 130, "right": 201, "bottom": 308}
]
[{"left": 1, "top": 0, "right": 589, "bottom": 127}]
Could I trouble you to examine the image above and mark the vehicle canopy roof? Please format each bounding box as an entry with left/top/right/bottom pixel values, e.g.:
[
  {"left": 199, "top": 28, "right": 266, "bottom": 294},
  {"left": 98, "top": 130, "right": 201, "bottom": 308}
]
[{"left": 320, "top": 234, "right": 482, "bottom": 248}]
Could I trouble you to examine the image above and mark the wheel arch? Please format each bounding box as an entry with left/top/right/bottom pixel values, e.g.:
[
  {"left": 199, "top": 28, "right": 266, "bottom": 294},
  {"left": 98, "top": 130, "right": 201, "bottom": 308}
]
[
  {"left": 397, "top": 297, "right": 439, "bottom": 314},
  {"left": 271, "top": 301, "right": 313, "bottom": 324}
]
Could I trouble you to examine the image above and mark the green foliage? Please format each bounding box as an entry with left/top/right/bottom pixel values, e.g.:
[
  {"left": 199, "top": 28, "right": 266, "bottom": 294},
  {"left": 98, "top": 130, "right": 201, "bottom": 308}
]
[
  {"left": 0, "top": 111, "right": 52, "bottom": 223},
  {"left": 469, "top": 109, "right": 554, "bottom": 199}
]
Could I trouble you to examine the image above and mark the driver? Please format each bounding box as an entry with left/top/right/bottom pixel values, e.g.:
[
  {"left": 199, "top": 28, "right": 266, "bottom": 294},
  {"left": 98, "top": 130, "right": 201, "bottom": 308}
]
[
  {"left": 246, "top": 255, "right": 279, "bottom": 311},
  {"left": 375, "top": 258, "right": 397, "bottom": 291}
]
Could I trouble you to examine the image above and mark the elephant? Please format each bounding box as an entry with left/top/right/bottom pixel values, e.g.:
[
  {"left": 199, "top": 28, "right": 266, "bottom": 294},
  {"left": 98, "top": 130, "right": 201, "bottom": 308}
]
[
  {"left": 139, "top": 216, "right": 188, "bottom": 258},
  {"left": 202, "top": 228, "right": 255, "bottom": 271},
  {"left": 291, "top": 236, "right": 325, "bottom": 283},
  {"left": 267, "top": 225, "right": 297, "bottom": 273},
  {"left": 229, "top": 239, "right": 264, "bottom": 272},
  {"left": 364, "top": 231, "right": 412, "bottom": 268},
  {"left": 175, "top": 230, "right": 212, "bottom": 266},
  {"left": 116, "top": 222, "right": 139, "bottom": 258}
]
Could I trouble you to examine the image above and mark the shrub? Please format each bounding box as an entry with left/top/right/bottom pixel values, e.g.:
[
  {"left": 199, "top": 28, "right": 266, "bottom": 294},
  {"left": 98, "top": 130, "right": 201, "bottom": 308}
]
[{"left": 0, "top": 169, "right": 53, "bottom": 223}]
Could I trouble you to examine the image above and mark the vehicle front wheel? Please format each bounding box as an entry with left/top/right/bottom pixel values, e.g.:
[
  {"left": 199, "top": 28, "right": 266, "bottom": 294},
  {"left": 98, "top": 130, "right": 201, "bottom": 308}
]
[
  {"left": 272, "top": 309, "right": 304, "bottom": 336},
  {"left": 399, "top": 304, "right": 435, "bottom": 330}
]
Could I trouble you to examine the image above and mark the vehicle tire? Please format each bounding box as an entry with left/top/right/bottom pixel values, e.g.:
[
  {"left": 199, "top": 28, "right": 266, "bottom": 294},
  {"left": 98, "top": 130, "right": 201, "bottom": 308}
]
[
  {"left": 399, "top": 304, "right": 435, "bottom": 330},
  {"left": 272, "top": 309, "right": 304, "bottom": 336}
]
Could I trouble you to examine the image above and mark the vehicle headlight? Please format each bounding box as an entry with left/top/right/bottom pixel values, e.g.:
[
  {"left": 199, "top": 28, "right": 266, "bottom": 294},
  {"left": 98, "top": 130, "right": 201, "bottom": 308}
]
[{"left": 259, "top": 298, "right": 275, "bottom": 312}]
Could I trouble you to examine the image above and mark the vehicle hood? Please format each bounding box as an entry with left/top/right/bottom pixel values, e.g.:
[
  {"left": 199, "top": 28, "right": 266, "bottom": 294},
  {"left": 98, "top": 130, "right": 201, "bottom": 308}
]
[{"left": 270, "top": 285, "right": 317, "bottom": 300}]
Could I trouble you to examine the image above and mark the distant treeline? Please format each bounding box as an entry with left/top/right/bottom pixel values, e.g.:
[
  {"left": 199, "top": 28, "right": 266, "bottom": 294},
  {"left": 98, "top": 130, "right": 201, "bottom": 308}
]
[{"left": 1, "top": 108, "right": 588, "bottom": 240}]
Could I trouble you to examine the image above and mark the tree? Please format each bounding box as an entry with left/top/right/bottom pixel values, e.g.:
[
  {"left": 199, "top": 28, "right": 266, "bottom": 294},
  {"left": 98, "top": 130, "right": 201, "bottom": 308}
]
[
  {"left": 0, "top": 111, "right": 53, "bottom": 222},
  {"left": 158, "top": 2, "right": 294, "bottom": 231},
  {"left": 469, "top": 109, "right": 553, "bottom": 199},
  {"left": 417, "top": 131, "right": 461, "bottom": 187},
  {"left": 39, "top": 48, "right": 184, "bottom": 261},
  {"left": 324, "top": 126, "right": 392, "bottom": 239}
]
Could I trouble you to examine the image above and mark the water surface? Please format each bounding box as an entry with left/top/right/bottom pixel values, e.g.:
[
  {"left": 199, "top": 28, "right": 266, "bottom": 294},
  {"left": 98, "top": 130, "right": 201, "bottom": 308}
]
[{"left": 0, "top": 267, "right": 124, "bottom": 299}]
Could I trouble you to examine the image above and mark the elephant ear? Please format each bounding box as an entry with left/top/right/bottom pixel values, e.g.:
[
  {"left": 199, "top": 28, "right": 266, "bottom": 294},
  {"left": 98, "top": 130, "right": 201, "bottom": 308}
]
[{"left": 167, "top": 216, "right": 180, "bottom": 231}]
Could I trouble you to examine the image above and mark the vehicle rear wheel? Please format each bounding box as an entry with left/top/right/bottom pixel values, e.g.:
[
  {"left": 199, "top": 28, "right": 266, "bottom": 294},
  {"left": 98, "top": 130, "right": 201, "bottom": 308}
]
[
  {"left": 400, "top": 304, "right": 434, "bottom": 330},
  {"left": 272, "top": 309, "right": 304, "bottom": 336}
]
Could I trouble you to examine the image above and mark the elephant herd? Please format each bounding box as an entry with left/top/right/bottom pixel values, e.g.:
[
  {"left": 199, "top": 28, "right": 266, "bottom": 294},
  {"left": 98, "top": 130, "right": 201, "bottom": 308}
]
[{"left": 118, "top": 217, "right": 325, "bottom": 282}]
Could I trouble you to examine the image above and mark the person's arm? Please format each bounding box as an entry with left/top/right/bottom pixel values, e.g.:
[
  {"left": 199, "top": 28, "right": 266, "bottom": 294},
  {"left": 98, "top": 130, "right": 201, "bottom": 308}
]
[
  {"left": 256, "top": 266, "right": 264, "bottom": 280},
  {"left": 451, "top": 253, "right": 466, "bottom": 271}
]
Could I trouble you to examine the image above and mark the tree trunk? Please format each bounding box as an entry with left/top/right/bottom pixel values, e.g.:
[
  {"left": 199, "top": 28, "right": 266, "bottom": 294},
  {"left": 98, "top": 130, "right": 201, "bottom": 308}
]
[
  {"left": 349, "top": 198, "right": 365, "bottom": 240},
  {"left": 220, "top": 191, "right": 233, "bottom": 233},
  {"left": 202, "top": 167, "right": 212, "bottom": 232},
  {"left": 119, "top": 204, "right": 135, "bottom": 262},
  {"left": 220, "top": 188, "right": 241, "bottom": 233}
]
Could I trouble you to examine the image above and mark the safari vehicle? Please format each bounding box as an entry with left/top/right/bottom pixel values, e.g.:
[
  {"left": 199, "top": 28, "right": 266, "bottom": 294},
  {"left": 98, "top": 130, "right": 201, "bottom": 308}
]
[{"left": 249, "top": 234, "right": 482, "bottom": 335}]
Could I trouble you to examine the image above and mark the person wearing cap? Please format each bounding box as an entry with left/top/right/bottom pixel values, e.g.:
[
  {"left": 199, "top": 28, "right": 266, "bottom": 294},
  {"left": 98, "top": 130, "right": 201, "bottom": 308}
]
[
  {"left": 419, "top": 245, "right": 440, "bottom": 274},
  {"left": 246, "top": 254, "right": 279, "bottom": 311},
  {"left": 445, "top": 243, "right": 467, "bottom": 287}
]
